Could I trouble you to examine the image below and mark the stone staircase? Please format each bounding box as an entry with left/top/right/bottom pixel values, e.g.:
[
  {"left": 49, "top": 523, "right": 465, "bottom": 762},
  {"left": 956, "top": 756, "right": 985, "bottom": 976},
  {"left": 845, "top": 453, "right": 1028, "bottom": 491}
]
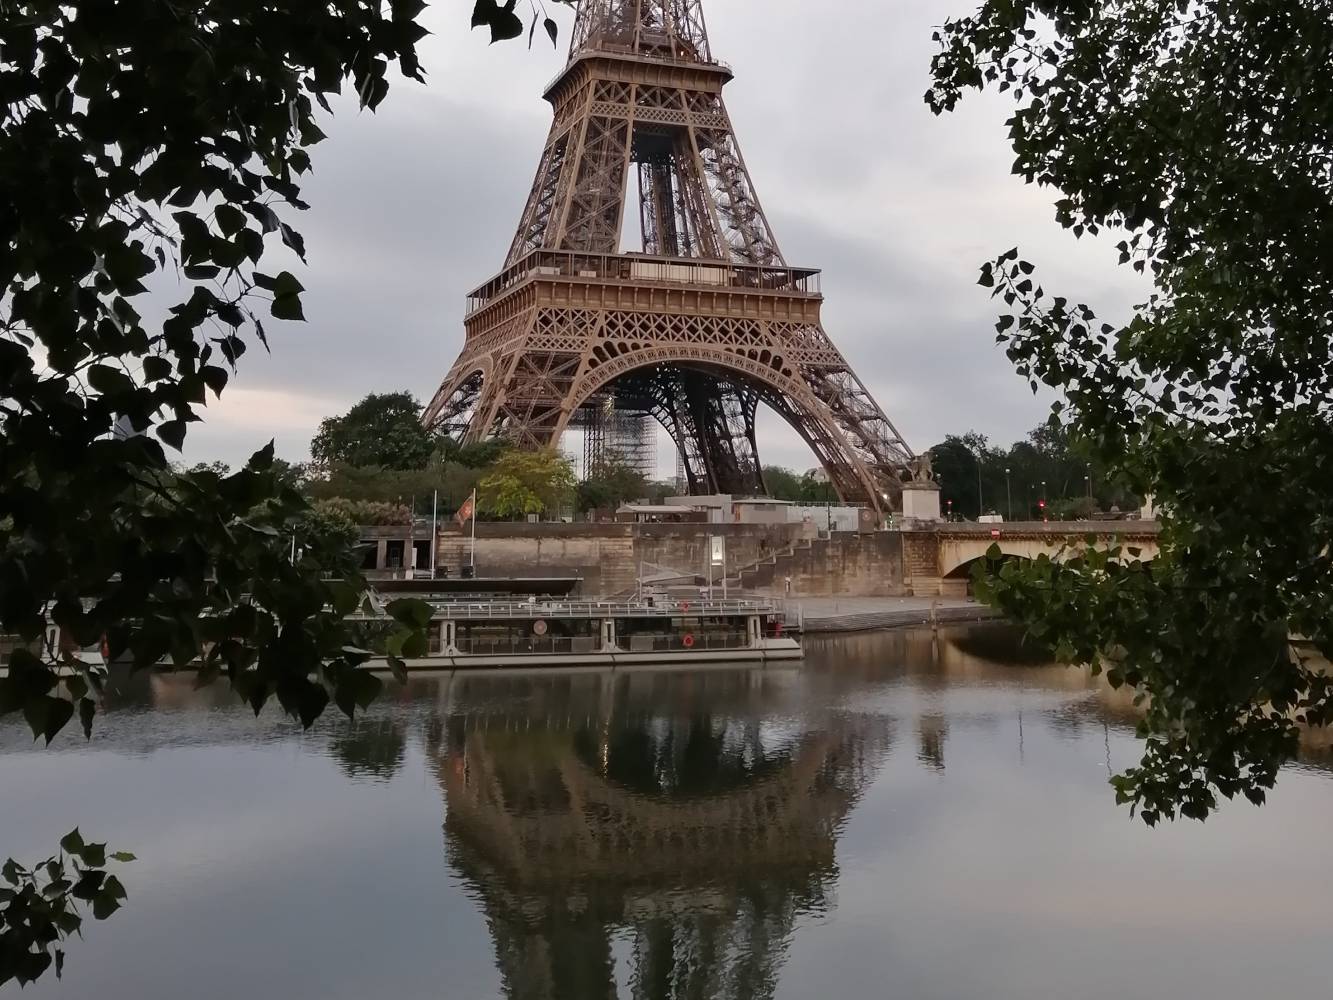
[
  {"left": 902, "top": 535, "right": 942, "bottom": 597},
  {"left": 721, "top": 542, "right": 803, "bottom": 592}
]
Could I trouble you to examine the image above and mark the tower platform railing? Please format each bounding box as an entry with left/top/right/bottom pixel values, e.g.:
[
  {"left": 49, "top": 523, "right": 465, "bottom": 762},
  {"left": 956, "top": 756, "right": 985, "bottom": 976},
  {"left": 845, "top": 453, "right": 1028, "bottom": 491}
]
[{"left": 466, "top": 249, "right": 821, "bottom": 315}]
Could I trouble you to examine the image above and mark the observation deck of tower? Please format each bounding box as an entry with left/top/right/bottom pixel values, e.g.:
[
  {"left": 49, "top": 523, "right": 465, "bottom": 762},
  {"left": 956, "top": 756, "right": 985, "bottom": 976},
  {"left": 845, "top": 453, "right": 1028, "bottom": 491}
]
[{"left": 424, "top": 0, "right": 915, "bottom": 517}]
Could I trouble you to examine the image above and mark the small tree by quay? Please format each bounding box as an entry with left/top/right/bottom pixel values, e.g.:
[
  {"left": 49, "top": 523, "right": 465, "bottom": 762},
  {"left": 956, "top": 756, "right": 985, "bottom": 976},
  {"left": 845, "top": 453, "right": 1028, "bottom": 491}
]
[
  {"left": 931, "top": 0, "right": 1333, "bottom": 822},
  {"left": 480, "top": 449, "right": 577, "bottom": 519}
]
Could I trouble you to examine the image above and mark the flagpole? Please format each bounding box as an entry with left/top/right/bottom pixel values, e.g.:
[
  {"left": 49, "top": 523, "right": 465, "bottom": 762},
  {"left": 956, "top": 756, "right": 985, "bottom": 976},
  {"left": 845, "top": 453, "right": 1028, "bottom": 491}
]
[
  {"left": 430, "top": 489, "right": 438, "bottom": 579},
  {"left": 470, "top": 488, "right": 477, "bottom": 573}
]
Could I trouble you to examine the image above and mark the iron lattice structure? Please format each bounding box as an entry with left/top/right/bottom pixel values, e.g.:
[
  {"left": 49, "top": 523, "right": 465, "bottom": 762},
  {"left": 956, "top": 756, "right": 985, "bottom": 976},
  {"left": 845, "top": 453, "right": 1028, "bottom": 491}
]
[
  {"left": 574, "top": 393, "right": 655, "bottom": 478},
  {"left": 424, "top": 0, "right": 914, "bottom": 515}
]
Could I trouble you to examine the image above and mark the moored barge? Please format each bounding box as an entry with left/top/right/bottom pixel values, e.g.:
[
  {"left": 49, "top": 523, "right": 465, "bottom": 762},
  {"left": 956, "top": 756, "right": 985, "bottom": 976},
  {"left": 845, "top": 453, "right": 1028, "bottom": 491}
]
[{"left": 353, "top": 596, "right": 801, "bottom": 670}]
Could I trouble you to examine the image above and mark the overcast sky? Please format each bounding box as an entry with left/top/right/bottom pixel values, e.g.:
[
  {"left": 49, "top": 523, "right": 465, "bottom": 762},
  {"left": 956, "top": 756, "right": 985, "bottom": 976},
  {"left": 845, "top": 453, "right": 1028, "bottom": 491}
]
[{"left": 180, "top": 0, "right": 1146, "bottom": 476}]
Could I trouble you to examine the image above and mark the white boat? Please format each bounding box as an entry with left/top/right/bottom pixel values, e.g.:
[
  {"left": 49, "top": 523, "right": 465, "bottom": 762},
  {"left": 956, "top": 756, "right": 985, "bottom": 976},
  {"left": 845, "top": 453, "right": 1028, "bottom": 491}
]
[{"left": 351, "top": 596, "right": 802, "bottom": 671}]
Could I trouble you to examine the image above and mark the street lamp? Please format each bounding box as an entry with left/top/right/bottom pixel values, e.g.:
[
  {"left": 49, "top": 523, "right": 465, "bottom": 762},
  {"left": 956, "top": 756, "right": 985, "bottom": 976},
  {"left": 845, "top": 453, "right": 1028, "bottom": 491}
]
[
  {"left": 970, "top": 445, "right": 984, "bottom": 519},
  {"left": 1040, "top": 480, "right": 1048, "bottom": 523},
  {"left": 1005, "top": 467, "right": 1012, "bottom": 522}
]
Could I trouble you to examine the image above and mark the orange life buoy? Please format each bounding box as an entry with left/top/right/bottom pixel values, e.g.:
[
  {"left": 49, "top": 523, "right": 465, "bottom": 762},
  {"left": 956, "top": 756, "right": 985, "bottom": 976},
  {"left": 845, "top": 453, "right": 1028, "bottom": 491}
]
[
  {"left": 682, "top": 634, "right": 695, "bottom": 649},
  {"left": 679, "top": 601, "right": 690, "bottom": 613},
  {"left": 100, "top": 635, "right": 110, "bottom": 660}
]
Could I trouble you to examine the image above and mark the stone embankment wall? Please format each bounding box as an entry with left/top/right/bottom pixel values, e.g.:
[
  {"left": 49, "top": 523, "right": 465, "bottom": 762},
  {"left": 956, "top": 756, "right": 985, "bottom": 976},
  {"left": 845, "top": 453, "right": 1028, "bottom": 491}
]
[
  {"left": 436, "top": 522, "right": 813, "bottom": 597},
  {"left": 745, "top": 532, "right": 907, "bottom": 598}
]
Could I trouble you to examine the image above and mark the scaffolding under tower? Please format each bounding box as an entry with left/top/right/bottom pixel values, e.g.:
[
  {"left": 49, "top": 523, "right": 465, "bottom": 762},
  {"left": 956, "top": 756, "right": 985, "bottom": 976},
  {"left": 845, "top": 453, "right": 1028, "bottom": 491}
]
[{"left": 574, "top": 394, "right": 656, "bottom": 480}]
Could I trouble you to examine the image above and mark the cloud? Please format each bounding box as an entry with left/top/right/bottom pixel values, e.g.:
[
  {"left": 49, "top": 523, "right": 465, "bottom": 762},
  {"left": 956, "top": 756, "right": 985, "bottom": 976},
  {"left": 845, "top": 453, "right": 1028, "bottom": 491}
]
[{"left": 183, "top": 0, "right": 1148, "bottom": 474}]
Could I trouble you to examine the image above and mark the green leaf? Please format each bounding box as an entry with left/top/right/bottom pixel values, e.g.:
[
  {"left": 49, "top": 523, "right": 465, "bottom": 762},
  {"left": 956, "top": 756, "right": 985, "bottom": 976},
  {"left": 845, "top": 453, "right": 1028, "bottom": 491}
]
[
  {"left": 386, "top": 598, "right": 433, "bottom": 629},
  {"left": 157, "top": 419, "right": 188, "bottom": 450},
  {"left": 296, "top": 681, "right": 329, "bottom": 730},
  {"left": 272, "top": 270, "right": 304, "bottom": 297},
  {"left": 87, "top": 364, "right": 134, "bottom": 397},
  {"left": 271, "top": 294, "right": 304, "bottom": 321},
  {"left": 91, "top": 892, "right": 122, "bottom": 920},
  {"left": 333, "top": 670, "right": 383, "bottom": 719},
  {"left": 59, "top": 829, "right": 85, "bottom": 856},
  {"left": 200, "top": 364, "right": 229, "bottom": 396},
  {"left": 109, "top": 852, "right": 136, "bottom": 863},
  {"left": 387, "top": 655, "right": 409, "bottom": 685},
  {"left": 214, "top": 204, "right": 246, "bottom": 236},
  {"left": 25, "top": 696, "right": 74, "bottom": 745}
]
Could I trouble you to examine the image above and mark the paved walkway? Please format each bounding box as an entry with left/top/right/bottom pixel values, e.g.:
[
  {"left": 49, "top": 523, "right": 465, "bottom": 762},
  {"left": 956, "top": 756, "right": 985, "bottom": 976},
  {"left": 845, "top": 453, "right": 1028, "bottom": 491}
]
[{"left": 775, "top": 595, "right": 1001, "bottom": 633}]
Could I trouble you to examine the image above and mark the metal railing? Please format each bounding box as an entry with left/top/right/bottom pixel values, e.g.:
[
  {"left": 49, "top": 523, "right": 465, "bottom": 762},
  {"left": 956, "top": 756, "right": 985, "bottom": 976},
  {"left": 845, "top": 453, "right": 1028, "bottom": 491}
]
[
  {"left": 452, "top": 633, "right": 750, "bottom": 656},
  {"left": 466, "top": 250, "right": 821, "bottom": 315},
  {"left": 545, "top": 40, "right": 732, "bottom": 93},
  {"left": 374, "top": 598, "right": 778, "bottom": 622}
]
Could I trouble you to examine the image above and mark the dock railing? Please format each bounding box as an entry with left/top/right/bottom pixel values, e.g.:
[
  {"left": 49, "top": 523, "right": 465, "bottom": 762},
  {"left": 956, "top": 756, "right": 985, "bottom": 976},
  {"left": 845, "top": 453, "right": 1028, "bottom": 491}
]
[{"left": 356, "top": 598, "right": 781, "bottom": 623}]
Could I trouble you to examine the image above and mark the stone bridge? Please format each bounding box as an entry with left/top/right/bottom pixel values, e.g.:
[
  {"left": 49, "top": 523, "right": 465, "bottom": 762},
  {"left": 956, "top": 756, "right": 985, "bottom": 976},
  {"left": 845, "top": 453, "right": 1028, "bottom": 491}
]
[{"left": 903, "top": 521, "right": 1161, "bottom": 597}]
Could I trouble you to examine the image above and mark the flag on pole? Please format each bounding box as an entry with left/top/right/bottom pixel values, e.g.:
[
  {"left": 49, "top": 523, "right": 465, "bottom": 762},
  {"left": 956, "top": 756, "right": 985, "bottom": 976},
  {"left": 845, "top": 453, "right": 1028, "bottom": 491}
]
[{"left": 455, "top": 492, "right": 476, "bottom": 526}]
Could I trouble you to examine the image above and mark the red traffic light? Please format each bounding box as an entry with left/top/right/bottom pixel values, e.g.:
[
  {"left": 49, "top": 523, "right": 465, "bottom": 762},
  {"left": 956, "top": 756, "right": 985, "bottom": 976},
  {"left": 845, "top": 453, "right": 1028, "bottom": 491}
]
[{"left": 1038, "top": 499, "right": 1046, "bottom": 509}]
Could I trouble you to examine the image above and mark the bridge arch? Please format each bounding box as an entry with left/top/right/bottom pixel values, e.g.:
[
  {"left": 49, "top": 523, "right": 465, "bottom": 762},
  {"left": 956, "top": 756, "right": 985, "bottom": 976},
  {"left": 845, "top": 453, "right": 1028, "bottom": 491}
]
[{"left": 937, "top": 531, "right": 1160, "bottom": 585}]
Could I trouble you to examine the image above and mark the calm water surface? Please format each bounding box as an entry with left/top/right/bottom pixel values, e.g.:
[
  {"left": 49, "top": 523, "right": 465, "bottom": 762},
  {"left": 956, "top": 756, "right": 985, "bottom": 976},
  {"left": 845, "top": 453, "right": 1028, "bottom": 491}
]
[{"left": 3, "top": 626, "right": 1331, "bottom": 999}]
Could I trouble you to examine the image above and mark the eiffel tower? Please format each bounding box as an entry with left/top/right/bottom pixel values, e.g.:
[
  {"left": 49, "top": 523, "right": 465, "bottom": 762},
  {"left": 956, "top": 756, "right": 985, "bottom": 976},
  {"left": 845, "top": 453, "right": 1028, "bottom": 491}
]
[{"left": 424, "top": 0, "right": 915, "bottom": 516}]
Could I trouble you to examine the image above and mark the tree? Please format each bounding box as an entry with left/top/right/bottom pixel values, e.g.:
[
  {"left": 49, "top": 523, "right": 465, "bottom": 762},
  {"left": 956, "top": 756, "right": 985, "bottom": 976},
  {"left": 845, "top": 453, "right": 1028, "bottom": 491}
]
[
  {"left": 931, "top": 0, "right": 1333, "bottom": 821},
  {"left": 303, "top": 460, "right": 483, "bottom": 514},
  {"left": 578, "top": 453, "right": 649, "bottom": 513},
  {"left": 928, "top": 435, "right": 986, "bottom": 519},
  {"left": 797, "top": 471, "right": 838, "bottom": 504},
  {"left": 436, "top": 436, "right": 510, "bottom": 470},
  {"left": 312, "top": 497, "right": 411, "bottom": 528},
  {"left": 0, "top": 0, "right": 578, "bottom": 980},
  {"left": 479, "top": 450, "right": 576, "bottom": 519},
  {"left": 761, "top": 466, "right": 804, "bottom": 501},
  {"left": 310, "top": 392, "right": 436, "bottom": 471}
]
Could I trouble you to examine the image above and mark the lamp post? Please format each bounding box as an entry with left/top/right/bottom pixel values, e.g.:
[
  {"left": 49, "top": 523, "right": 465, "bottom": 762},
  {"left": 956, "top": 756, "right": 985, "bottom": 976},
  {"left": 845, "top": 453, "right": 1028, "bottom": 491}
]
[
  {"left": 1040, "top": 480, "right": 1047, "bottom": 523},
  {"left": 971, "top": 445, "right": 984, "bottom": 519},
  {"left": 1005, "top": 467, "right": 1012, "bottom": 522}
]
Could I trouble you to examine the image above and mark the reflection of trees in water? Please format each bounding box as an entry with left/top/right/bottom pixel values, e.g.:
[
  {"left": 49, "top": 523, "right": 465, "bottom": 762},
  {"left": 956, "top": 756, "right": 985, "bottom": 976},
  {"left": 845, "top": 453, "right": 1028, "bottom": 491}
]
[
  {"left": 330, "top": 717, "right": 406, "bottom": 780},
  {"left": 916, "top": 714, "right": 948, "bottom": 772},
  {"left": 430, "top": 668, "right": 893, "bottom": 1000}
]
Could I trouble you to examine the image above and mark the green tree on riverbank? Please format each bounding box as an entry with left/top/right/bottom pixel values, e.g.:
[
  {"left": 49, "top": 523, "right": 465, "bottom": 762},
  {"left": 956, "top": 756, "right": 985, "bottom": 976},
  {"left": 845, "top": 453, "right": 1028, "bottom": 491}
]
[{"left": 931, "top": 0, "right": 1333, "bottom": 822}]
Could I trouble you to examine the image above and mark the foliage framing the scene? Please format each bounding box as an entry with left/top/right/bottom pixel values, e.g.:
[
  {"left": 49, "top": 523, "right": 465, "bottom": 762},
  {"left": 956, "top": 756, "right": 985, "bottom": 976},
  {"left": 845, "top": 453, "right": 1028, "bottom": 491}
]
[
  {"left": 0, "top": 0, "right": 596, "bottom": 980},
  {"left": 0, "top": 831, "right": 133, "bottom": 987},
  {"left": 929, "top": 0, "right": 1333, "bottom": 822}
]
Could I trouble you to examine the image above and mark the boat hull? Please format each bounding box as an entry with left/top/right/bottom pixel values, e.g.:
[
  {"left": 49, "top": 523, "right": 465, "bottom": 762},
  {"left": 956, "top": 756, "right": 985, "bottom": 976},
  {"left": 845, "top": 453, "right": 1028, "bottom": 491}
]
[{"left": 371, "top": 640, "right": 804, "bottom": 672}]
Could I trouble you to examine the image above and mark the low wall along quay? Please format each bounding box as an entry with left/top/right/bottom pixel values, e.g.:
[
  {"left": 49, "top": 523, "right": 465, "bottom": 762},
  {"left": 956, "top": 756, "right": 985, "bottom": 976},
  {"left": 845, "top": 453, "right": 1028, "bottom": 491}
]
[{"left": 432, "top": 521, "right": 1161, "bottom": 601}]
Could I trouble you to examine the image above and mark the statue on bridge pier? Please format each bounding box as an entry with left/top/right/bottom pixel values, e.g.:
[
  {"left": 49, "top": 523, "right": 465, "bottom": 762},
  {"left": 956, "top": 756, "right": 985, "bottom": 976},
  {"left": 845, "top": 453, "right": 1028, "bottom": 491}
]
[{"left": 909, "top": 450, "right": 936, "bottom": 484}]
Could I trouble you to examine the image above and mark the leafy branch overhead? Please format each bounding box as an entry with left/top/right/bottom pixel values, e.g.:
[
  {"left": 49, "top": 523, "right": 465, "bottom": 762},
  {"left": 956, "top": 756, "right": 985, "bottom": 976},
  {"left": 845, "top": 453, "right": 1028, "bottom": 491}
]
[
  {"left": 0, "top": 831, "right": 134, "bottom": 988},
  {"left": 0, "top": 0, "right": 582, "bottom": 985},
  {"left": 0, "top": 0, "right": 444, "bottom": 740},
  {"left": 929, "top": 0, "right": 1333, "bottom": 822},
  {"left": 471, "top": 0, "right": 574, "bottom": 47}
]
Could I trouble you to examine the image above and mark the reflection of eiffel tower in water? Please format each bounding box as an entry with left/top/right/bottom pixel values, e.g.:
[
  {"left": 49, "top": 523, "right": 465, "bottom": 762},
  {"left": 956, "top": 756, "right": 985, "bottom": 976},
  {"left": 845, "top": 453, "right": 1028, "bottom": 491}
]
[
  {"left": 424, "top": 0, "right": 915, "bottom": 518},
  {"left": 427, "top": 670, "right": 894, "bottom": 999}
]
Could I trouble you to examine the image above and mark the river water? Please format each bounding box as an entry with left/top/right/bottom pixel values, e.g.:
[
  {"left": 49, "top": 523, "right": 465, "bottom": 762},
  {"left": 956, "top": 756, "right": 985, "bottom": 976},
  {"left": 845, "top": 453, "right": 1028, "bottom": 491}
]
[{"left": 2, "top": 625, "right": 1331, "bottom": 999}]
